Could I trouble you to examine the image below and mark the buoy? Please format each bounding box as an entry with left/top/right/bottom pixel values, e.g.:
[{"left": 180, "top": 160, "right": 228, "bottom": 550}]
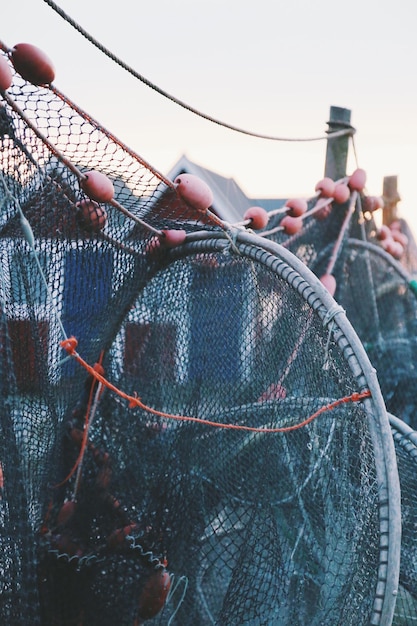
[
  {"left": 391, "top": 229, "right": 408, "bottom": 247},
  {"left": 107, "top": 523, "right": 139, "bottom": 549},
  {"left": 174, "top": 174, "right": 213, "bottom": 212},
  {"left": 382, "top": 237, "right": 404, "bottom": 259},
  {"left": 56, "top": 500, "right": 77, "bottom": 527},
  {"left": 144, "top": 230, "right": 186, "bottom": 254},
  {"left": 377, "top": 225, "right": 391, "bottom": 241},
  {"left": 380, "top": 236, "right": 395, "bottom": 254},
  {"left": 348, "top": 168, "right": 367, "bottom": 192},
  {"left": 284, "top": 197, "right": 308, "bottom": 217},
  {"left": 137, "top": 568, "right": 171, "bottom": 621},
  {"left": 11, "top": 43, "right": 55, "bottom": 85},
  {"left": 332, "top": 183, "right": 350, "bottom": 205},
  {"left": 77, "top": 199, "right": 107, "bottom": 232},
  {"left": 389, "top": 220, "right": 402, "bottom": 232},
  {"left": 243, "top": 206, "right": 269, "bottom": 230},
  {"left": 389, "top": 241, "right": 405, "bottom": 259},
  {"left": 314, "top": 200, "right": 332, "bottom": 221},
  {"left": 80, "top": 171, "right": 114, "bottom": 203},
  {"left": 257, "top": 382, "right": 287, "bottom": 402},
  {"left": 160, "top": 229, "right": 187, "bottom": 248},
  {"left": 320, "top": 274, "right": 337, "bottom": 296},
  {"left": 280, "top": 215, "right": 303, "bottom": 235},
  {"left": 0, "top": 55, "right": 13, "bottom": 91},
  {"left": 315, "top": 177, "right": 335, "bottom": 198},
  {"left": 363, "top": 195, "right": 384, "bottom": 212}
]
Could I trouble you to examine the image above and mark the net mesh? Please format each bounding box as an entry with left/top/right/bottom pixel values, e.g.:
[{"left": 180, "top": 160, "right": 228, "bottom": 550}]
[
  {"left": 329, "top": 239, "right": 417, "bottom": 428},
  {"left": 97, "top": 234, "right": 399, "bottom": 626},
  {"left": 262, "top": 193, "right": 350, "bottom": 269},
  {"left": 262, "top": 194, "right": 417, "bottom": 429},
  {"left": 0, "top": 70, "right": 213, "bottom": 625},
  {"left": 0, "top": 52, "right": 403, "bottom": 625},
  {"left": 390, "top": 415, "right": 417, "bottom": 626},
  {"left": 262, "top": 187, "right": 417, "bottom": 626}
]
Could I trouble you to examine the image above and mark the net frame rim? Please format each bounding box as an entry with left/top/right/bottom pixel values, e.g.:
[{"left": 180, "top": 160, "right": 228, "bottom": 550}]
[
  {"left": 346, "top": 238, "right": 414, "bottom": 285},
  {"left": 156, "top": 227, "right": 401, "bottom": 626},
  {"left": 388, "top": 412, "right": 417, "bottom": 624},
  {"left": 389, "top": 412, "right": 417, "bottom": 451}
]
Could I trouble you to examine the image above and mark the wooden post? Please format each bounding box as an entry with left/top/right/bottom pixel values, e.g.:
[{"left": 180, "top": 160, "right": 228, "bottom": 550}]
[
  {"left": 382, "top": 175, "right": 401, "bottom": 226},
  {"left": 324, "top": 106, "right": 353, "bottom": 181}
]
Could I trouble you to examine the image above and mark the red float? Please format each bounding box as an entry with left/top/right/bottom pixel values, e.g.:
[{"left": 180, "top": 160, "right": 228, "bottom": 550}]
[
  {"left": 137, "top": 568, "right": 171, "bottom": 621},
  {"left": 280, "top": 215, "right": 303, "bottom": 235},
  {"left": 161, "top": 229, "right": 187, "bottom": 248},
  {"left": 348, "top": 168, "right": 367, "bottom": 192},
  {"left": 320, "top": 274, "right": 337, "bottom": 296},
  {"left": 284, "top": 197, "right": 308, "bottom": 217},
  {"left": 0, "top": 55, "right": 12, "bottom": 91},
  {"left": 77, "top": 199, "right": 107, "bottom": 232},
  {"left": 315, "top": 177, "right": 336, "bottom": 198},
  {"left": 174, "top": 174, "right": 213, "bottom": 212},
  {"left": 244, "top": 206, "right": 269, "bottom": 230},
  {"left": 11, "top": 43, "right": 55, "bottom": 85},
  {"left": 332, "top": 183, "right": 350, "bottom": 205},
  {"left": 80, "top": 171, "right": 114, "bottom": 203}
]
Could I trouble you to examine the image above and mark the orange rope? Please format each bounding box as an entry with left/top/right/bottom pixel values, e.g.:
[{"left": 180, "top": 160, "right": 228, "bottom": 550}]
[
  {"left": 60, "top": 337, "right": 372, "bottom": 434},
  {"left": 54, "top": 350, "right": 104, "bottom": 489}
]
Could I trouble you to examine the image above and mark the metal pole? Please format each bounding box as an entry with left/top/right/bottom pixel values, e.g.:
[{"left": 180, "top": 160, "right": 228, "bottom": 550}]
[
  {"left": 382, "top": 175, "right": 400, "bottom": 226},
  {"left": 324, "top": 106, "right": 353, "bottom": 181}
]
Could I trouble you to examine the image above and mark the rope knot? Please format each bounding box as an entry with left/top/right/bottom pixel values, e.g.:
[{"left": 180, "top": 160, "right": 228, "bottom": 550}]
[
  {"left": 322, "top": 304, "right": 345, "bottom": 328},
  {"left": 93, "top": 362, "right": 105, "bottom": 376},
  {"left": 322, "top": 304, "right": 345, "bottom": 370},
  {"left": 128, "top": 392, "right": 141, "bottom": 409},
  {"left": 60, "top": 336, "right": 78, "bottom": 355}
]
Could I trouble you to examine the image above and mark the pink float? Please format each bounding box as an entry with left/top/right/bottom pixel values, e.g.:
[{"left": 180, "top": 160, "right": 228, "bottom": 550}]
[
  {"left": 11, "top": 43, "right": 55, "bottom": 85},
  {"left": 161, "top": 229, "right": 187, "bottom": 248},
  {"left": 391, "top": 229, "right": 408, "bottom": 248},
  {"left": 315, "top": 177, "right": 336, "bottom": 198},
  {"left": 389, "top": 241, "right": 405, "bottom": 258},
  {"left": 0, "top": 55, "right": 12, "bottom": 91},
  {"left": 377, "top": 225, "right": 391, "bottom": 241},
  {"left": 332, "top": 183, "right": 350, "bottom": 204},
  {"left": 314, "top": 202, "right": 332, "bottom": 221},
  {"left": 320, "top": 274, "right": 337, "bottom": 296},
  {"left": 77, "top": 199, "right": 107, "bottom": 232},
  {"left": 80, "top": 171, "right": 114, "bottom": 203},
  {"left": 363, "top": 196, "right": 384, "bottom": 212},
  {"left": 348, "top": 168, "right": 367, "bottom": 192},
  {"left": 280, "top": 215, "right": 303, "bottom": 235},
  {"left": 244, "top": 206, "right": 269, "bottom": 230},
  {"left": 174, "top": 174, "right": 213, "bottom": 212},
  {"left": 285, "top": 198, "right": 308, "bottom": 217}
]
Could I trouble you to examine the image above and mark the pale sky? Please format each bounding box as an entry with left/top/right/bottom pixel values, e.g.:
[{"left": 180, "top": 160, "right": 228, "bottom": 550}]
[{"left": 2, "top": 0, "right": 417, "bottom": 233}]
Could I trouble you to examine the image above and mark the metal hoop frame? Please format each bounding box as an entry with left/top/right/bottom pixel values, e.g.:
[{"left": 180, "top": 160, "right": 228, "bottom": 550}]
[{"left": 156, "top": 228, "right": 401, "bottom": 626}]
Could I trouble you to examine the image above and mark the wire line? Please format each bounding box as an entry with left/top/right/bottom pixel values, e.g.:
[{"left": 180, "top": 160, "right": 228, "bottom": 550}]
[{"left": 43, "top": 0, "right": 355, "bottom": 143}]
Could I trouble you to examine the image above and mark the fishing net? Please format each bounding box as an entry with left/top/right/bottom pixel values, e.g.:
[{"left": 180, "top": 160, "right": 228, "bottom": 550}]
[
  {"left": 103, "top": 229, "right": 401, "bottom": 626},
  {"left": 322, "top": 238, "right": 417, "bottom": 428},
  {"left": 262, "top": 181, "right": 417, "bottom": 430},
  {"left": 0, "top": 48, "right": 402, "bottom": 625},
  {"left": 389, "top": 414, "right": 417, "bottom": 625},
  {"left": 0, "top": 53, "right": 214, "bottom": 626},
  {"left": 261, "top": 191, "right": 350, "bottom": 268},
  {"left": 262, "top": 182, "right": 417, "bottom": 624},
  {"left": 387, "top": 218, "right": 417, "bottom": 277}
]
